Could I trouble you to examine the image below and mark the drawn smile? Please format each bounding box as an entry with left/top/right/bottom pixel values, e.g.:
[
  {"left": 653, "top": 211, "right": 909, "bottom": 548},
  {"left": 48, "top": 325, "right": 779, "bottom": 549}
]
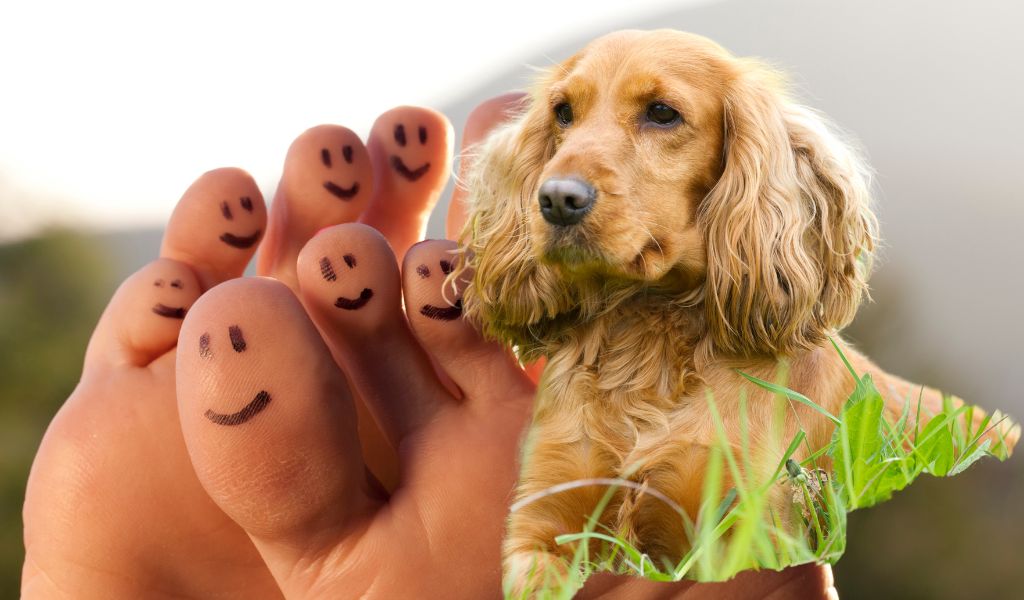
[
  {"left": 390, "top": 156, "right": 431, "bottom": 182},
  {"left": 420, "top": 298, "right": 463, "bottom": 321},
  {"left": 219, "top": 231, "right": 262, "bottom": 249},
  {"left": 204, "top": 390, "right": 271, "bottom": 426},
  {"left": 323, "top": 181, "right": 360, "bottom": 200},
  {"left": 335, "top": 288, "right": 374, "bottom": 310},
  {"left": 152, "top": 303, "right": 187, "bottom": 319}
]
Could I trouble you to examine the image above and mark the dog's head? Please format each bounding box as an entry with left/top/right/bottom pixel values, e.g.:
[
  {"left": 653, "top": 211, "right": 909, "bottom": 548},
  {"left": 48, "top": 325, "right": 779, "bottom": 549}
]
[{"left": 459, "top": 30, "right": 877, "bottom": 358}]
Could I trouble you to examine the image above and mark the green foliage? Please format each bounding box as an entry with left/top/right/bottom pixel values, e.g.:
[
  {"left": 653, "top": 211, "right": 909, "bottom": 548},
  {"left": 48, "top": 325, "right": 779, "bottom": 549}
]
[
  {"left": 509, "top": 342, "right": 1016, "bottom": 598},
  {"left": 0, "top": 231, "right": 114, "bottom": 595}
]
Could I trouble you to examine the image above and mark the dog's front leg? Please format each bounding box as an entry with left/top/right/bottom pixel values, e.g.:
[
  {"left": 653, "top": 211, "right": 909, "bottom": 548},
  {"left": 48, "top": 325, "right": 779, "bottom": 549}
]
[{"left": 503, "top": 405, "right": 621, "bottom": 595}]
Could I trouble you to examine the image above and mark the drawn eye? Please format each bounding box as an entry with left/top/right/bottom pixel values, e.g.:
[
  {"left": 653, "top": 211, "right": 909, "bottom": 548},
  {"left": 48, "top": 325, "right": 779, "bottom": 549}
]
[
  {"left": 554, "top": 102, "right": 573, "bottom": 127},
  {"left": 645, "top": 102, "right": 682, "bottom": 127},
  {"left": 321, "top": 148, "right": 332, "bottom": 167}
]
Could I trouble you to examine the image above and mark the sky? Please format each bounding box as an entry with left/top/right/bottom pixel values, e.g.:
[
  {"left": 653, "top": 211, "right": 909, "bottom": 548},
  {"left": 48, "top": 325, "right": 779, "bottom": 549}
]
[{"left": 0, "top": 0, "right": 707, "bottom": 241}]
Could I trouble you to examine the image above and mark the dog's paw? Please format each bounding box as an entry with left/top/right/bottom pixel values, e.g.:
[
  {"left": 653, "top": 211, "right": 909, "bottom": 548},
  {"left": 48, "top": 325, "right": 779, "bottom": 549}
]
[{"left": 503, "top": 550, "right": 573, "bottom": 598}]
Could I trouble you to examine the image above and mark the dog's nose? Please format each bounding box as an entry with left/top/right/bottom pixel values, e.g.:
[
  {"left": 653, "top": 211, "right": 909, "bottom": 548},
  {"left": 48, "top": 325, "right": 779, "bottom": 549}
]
[{"left": 538, "top": 177, "right": 596, "bottom": 226}]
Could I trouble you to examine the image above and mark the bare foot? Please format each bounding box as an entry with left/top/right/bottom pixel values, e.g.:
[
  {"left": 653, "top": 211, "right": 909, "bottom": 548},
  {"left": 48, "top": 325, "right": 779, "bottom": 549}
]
[
  {"left": 21, "top": 106, "right": 452, "bottom": 599},
  {"left": 22, "top": 168, "right": 280, "bottom": 598}
]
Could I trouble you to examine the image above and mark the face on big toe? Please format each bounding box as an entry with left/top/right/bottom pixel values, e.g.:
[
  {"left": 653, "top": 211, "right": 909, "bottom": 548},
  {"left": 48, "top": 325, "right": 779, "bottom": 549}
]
[
  {"left": 119, "top": 259, "right": 201, "bottom": 355},
  {"left": 281, "top": 125, "right": 373, "bottom": 211}
]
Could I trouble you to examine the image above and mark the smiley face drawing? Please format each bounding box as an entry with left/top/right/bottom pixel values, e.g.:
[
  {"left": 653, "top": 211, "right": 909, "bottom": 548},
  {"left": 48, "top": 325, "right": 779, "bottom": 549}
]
[
  {"left": 319, "top": 253, "right": 374, "bottom": 310},
  {"left": 199, "top": 325, "right": 272, "bottom": 426},
  {"left": 151, "top": 277, "right": 189, "bottom": 319},
  {"left": 390, "top": 123, "right": 431, "bottom": 182},
  {"left": 282, "top": 125, "right": 372, "bottom": 208},
  {"left": 218, "top": 196, "right": 263, "bottom": 249},
  {"left": 416, "top": 259, "right": 463, "bottom": 321}
]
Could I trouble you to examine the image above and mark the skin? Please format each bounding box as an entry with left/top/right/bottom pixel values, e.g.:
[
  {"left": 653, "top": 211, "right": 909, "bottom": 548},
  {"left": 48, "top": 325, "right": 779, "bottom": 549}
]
[{"left": 21, "top": 97, "right": 835, "bottom": 599}]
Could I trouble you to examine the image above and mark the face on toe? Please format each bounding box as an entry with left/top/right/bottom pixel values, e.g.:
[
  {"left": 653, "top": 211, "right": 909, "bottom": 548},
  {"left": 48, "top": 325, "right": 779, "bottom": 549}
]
[
  {"left": 197, "top": 324, "right": 272, "bottom": 426},
  {"left": 319, "top": 252, "right": 375, "bottom": 310},
  {"left": 151, "top": 276, "right": 191, "bottom": 319},
  {"left": 415, "top": 258, "right": 463, "bottom": 321},
  {"left": 218, "top": 194, "right": 264, "bottom": 249},
  {"left": 381, "top": 116, "right": 441, "bottom": 184},
  {"left": 115, "top": 259, "right": 201, "bottom": 357},
  {"left": 283, "top": 125, "right": 372, "bottom": 207}
]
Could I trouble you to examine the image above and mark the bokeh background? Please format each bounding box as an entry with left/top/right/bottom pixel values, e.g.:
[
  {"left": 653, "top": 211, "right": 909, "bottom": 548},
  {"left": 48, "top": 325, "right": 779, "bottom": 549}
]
[{"left": 2, "top": 0, "right": 1022, "bottom": 597}]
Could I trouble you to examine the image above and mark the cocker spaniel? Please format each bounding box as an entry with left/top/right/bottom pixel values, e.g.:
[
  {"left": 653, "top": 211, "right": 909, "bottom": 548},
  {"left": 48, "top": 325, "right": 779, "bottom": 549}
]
[{"left": 454, "top": 29, "right": 1016, "bottom": 587}]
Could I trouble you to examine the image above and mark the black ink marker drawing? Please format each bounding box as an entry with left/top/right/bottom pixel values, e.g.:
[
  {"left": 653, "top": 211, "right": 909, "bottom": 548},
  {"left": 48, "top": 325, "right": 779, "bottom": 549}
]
[
  {"left": 219, "top": 231, "right": 261, "bottom": 249},
  {"left": 152, "top": 303, "right": 187, "bottom": 319},
  {"left": 204, "top": 390, "right": 271, "bottom": 426},
  {"left": 320, "top": 257, "right": 337, "bottom": 281},
  {"left": 335, "top": 288, "right": 374, "bottom": 310},
  {"left": 390, "top": 156, "right": 430, "bottom": 182},
  {"left": 229, "top": 325, "right": 247, "bottom": 352},
  {"left": 199, "top": 332, "right": 212, "bottom": 358},
  {"left": 420, "top": 297, "right": 463, "bottom": 321}
]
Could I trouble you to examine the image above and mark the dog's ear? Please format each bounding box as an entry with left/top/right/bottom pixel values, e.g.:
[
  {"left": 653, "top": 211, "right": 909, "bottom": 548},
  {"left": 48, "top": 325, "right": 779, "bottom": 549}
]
[
  {"left": 700, "top": 63, "right": 878, "bottom": 357},
  {"left": 457, "top": 93, "right": 572, "bottom": 356}
]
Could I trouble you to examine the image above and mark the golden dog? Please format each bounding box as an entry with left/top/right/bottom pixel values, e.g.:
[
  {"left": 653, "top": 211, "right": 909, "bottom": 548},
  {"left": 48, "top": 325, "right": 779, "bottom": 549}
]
[{"left": 455, "top": 29, "right": 1016, "bottom": 587}]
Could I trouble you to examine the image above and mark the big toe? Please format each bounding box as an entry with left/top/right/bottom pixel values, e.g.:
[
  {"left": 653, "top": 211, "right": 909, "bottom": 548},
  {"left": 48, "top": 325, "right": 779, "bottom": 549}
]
[{"left": 176, "top": 277, "right": 378, "bottom": 593}]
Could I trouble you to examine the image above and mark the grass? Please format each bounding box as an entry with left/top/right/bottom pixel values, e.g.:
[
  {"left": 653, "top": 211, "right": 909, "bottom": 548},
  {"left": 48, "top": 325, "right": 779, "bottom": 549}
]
[{"left": 505, "top": 340, "right": 1017, "bottom": 599}]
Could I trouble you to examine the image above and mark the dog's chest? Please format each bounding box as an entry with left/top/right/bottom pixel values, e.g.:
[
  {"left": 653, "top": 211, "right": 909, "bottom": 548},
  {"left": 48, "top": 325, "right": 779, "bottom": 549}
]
[{"left": 543, "top": 305, "right": 701, "bottom": 450}]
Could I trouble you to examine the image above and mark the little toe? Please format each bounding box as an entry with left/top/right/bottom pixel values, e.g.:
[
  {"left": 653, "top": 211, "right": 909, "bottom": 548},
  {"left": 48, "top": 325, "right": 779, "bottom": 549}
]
[
  {"left": 258, "top": 125, "right": 373, "bottom": 288},
  {"left": 161, "top": 167, "right": 266, "bottom": 290},
  {"left": 296, "top": 224, "right": 451, "bottom": 451},
  {"left": 402, "top": 240, "right": 534, "bottom": 405},
  {"left": 176, "top": 277, "right": 377, "bottom": 584},
  {"left": 84, "top": 257, "right": 200, "bottom": 369},
  {"left": 361, "top": 106, "right": 454, "bottom": 262}
]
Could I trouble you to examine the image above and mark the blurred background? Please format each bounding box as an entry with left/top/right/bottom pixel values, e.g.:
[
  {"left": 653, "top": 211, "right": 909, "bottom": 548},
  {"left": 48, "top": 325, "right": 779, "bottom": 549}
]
[{"left": 2, "top": 0, "right": 1021, "bottom": 597}]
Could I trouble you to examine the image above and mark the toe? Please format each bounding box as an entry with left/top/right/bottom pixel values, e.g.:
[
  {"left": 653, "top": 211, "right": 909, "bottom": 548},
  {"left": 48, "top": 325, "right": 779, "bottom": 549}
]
[
  {"left": 176, "top": 277, "right": 376, "bottom": 575},
  {"left": 85, "top": 258, "right": 201, "bottom": 368},
  {"left": 361, "top": 106, "right": 454, "bottom": 262},
  {"left": 161, "top": 167, "right": 266, "bottom": 290},
  {"left": 296, "top": 224, "right": 451, "bottom": 451},
  {"left": 402, "top": 239, "right": 534, "bottom": 405},
  {"left": 447, "top": 92, "right": 528, "bottom": 239},
  {"left": 258, "top": 125, "right": 373, "bottom": 288}
]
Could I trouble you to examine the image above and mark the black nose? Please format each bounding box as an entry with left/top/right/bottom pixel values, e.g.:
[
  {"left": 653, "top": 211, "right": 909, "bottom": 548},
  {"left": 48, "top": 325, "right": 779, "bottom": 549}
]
[{"left": 538, "top": 177, "right": 596, "bottom": 226}]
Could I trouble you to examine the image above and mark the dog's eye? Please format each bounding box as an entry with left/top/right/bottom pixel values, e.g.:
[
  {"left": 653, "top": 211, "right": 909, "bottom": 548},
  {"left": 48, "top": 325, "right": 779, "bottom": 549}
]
[
  {"left": 554, "top": 102, "right": 573, "bottom": 127},
  {"left": 645, "top": 102, "right": 681, "bottom": 127}
]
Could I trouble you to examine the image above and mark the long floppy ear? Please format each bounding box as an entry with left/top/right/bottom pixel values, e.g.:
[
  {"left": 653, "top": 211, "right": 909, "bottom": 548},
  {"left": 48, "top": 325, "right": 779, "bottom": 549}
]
[
  {"left": 456, "top": 93, "right": 573, "bottom": 357},
  {"left": 700, "top": 62, "right": 878, "bottom": 357}
]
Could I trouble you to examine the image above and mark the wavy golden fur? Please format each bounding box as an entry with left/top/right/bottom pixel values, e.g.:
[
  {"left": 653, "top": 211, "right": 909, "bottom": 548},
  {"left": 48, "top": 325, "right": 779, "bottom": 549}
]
[{"left": 455, "top": 30, "right": 1016, "bottom": 584}]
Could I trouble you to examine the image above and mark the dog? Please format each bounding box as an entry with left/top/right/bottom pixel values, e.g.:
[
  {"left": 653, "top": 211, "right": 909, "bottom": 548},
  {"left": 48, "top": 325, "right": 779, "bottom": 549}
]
[{"left": 454, "top": 29, "right": 1017, "bottom": 587}]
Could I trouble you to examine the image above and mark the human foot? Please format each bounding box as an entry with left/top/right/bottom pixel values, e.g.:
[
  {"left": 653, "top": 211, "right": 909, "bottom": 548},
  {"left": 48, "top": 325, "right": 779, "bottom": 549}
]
[
  {"left": 22, "top": 168, "right": 281, "bottom": 599},
  {"left": 177, "top": 230, "right": 536, "bottom": 597},
  {"left": 21, "top": 106, "right": 454, "bottom": 599}
]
